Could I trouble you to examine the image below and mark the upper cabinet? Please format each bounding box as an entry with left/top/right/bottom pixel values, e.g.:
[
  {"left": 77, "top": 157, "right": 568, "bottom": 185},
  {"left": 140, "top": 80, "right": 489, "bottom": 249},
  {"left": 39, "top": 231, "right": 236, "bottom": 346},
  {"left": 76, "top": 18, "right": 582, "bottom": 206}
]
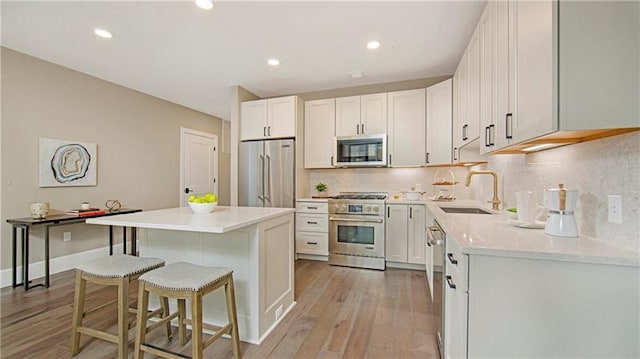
[
  {"left": 453, "top": 29, "right": 481, "bottom": 151},
  {"left": 388, "top": 89, "right": 426, "bottom": 167},
  {"left": 240, "top": 96, "right": 299, "bottom": 141},
  {"left": 335, "top": 93, "right": 387, "bottom": 136},
  {"left": 426, "top": 79, "right": 453, "bottom": 164},
  {"left": 304, "top": 99, "right": 335, "bottom": 168},
  {"left": 472, "top": 0, "right": 639, "bottom": 153}
]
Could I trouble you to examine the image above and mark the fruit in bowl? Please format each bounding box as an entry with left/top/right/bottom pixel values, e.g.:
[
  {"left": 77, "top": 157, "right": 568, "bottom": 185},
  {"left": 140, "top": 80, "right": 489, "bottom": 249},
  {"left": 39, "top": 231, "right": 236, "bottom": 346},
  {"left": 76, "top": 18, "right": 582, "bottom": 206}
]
[{"left": 188, "top": 193, "right": 218, "bottom": 214}]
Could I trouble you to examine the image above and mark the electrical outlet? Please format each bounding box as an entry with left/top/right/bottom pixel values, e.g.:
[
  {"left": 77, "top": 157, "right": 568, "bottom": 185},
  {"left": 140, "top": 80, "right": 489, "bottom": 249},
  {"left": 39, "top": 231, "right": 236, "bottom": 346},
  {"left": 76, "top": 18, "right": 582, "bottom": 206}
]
[
  {"left": 63, "top": 232, "right": 72, "bottom": 242},
  {"left": 608, "top": 195, "right": 622, "bottom": 224},
  {"left": 275, "top": 304, "right": 284, "bottom": 320}
]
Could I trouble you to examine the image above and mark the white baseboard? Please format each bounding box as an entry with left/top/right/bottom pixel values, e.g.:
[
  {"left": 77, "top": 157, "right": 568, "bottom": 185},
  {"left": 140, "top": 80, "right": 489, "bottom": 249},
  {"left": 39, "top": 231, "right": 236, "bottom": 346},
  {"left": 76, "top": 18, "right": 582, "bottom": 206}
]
[
  {"left": 1, "top": 243, "right": 125, "bottom": 288},
  {"left": 296, "top": 253, "right": 328, "bottom": 262},
  {"left": 386, "top": 261, "right": 426, "bottom": 271}
]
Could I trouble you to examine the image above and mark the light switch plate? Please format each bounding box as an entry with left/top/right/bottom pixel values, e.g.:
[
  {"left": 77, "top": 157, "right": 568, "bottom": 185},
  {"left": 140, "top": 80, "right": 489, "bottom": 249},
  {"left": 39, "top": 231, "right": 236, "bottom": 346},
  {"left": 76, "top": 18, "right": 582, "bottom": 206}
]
[{"left": 608, "top": 195, "right": 622, "bottom": 224}]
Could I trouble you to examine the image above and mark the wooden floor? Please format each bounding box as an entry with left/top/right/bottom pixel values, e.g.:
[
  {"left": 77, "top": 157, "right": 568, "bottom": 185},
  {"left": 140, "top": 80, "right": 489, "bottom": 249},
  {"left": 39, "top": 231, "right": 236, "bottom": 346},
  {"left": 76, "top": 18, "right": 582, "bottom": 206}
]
[{"left": 1, "top": 260, "right": 439, "bottom": 358}]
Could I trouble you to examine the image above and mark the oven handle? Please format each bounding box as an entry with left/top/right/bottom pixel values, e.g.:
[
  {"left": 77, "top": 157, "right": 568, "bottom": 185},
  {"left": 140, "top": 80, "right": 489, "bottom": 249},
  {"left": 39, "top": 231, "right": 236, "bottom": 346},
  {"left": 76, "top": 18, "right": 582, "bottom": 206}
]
[
  {"left": 427, "top": 225, "right": 444, "bottom": 246},
  {"left": 329, "top": 217, "right": 384, "bottom": 224}
]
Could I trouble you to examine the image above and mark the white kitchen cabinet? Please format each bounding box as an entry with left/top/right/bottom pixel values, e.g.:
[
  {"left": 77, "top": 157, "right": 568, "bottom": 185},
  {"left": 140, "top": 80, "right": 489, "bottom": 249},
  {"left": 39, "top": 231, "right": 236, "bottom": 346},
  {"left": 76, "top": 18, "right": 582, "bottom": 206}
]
[
  {"left": 443, "top": 238, "right": 640, "bottom": 358},
  {"left": 335, "top": 93, "right": 387, "bottom": 136},
  {"left": 304, "top": 99, "right": 335, "bottom": 168},
  {"left": 295, "top": 200, "right": 328, "bottom": 259},
  {"left": 385, "top": 204, "right": 426, "bottom": 266},
  {"left": 479, "top": 1, "right": 497, "bottom": 154},
  {"left": 240, "top": 96, "right": 299, "bottom": 141},
  {"left": 426, "top": 79, "right": 453, "bottom": 164},
  {"left": 387, "top": 89, "right": 426, "bottom": 167},
  {"left": 453, "top": 27, "right": 481, "bottom": 151}
]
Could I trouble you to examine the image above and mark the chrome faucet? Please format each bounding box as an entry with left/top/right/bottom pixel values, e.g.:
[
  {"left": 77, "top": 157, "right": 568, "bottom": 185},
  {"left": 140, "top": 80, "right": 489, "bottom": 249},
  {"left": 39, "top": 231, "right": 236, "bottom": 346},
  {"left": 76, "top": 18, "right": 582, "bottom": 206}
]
[{"left": 466, "top": 171, "right": 501, "bottom": 211}]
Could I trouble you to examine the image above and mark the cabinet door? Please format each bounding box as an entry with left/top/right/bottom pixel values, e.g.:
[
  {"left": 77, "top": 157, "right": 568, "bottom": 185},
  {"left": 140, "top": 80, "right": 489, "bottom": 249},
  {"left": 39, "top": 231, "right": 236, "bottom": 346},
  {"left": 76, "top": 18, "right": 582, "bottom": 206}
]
[
  {"left": 466, "top": 27, "right": 482, "bottom": 144},
  {"left": 512, "top": 0, "right": 554, "bottom": 143},
  {"left": 295, "top": 231, "right": 328, "bottom": 255},
  {"left": 335, "top": 96, "right": 361, "bottom": 136},
  {"left": 361, "top": 93, "right": 388, "bottom": 135},
  {"left": 407, "top": 205, "right": 426, "bottom": 265},
  {"left": 479, "top": 1, "right": 496, "bottom": 154},
  {"left": 426, "top": 79, "right": 453, "bottom": 164},
  {"left": 494, "top": 0, "right": 512, "bottom": 149},
  {"left": 240, "top": 99, "right": 268, "bottom": 141},
  {"left": 444, "top": 242, "right": 468, "bottom": 359},
  {"left": 304, "top": 99, "right": 335, "bottom": 168},
  {"left": 387, "top": 89, "right": 426, "bottom": 167},
  {"left": 268, "top": 96, "right": 297, "bottom": 138},
  {"left": 453, "top": 53, "right": 467, "bottom": 152},
  {"left": 385, "top": 204, "right": 408, "bottom": 262}
]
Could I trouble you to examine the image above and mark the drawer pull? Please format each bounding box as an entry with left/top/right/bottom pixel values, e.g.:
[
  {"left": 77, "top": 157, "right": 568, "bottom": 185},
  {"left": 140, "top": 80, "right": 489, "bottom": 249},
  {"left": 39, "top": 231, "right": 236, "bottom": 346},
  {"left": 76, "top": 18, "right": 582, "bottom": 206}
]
[
  {"left": 307, "top": 206, "right": 318, "bottom": 210},
  {"left": 306, "top": 242, "right": 318, "bottom": 245},
  {"left": 307, "top": 221, "right": 318, "bottom": 225},
  {"left": 447, "top": 253, "right": 458, "bottom": 265},
  {"left": 446, "top": 275, "right": 457, "bottom": 289}
]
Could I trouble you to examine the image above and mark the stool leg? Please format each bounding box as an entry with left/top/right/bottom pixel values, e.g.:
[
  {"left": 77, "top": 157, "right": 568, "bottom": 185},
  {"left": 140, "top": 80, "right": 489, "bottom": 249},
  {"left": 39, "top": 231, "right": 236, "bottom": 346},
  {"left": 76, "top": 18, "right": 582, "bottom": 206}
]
[
  {"left": 160, "top": 295, "right": 172, "bottom": 341},
  {"left": 191, "top": 292, "right": 203, "bottom": 359},
  {"left": 225, "top": 277, "right": 241, "bottom": 359},
  {"left": 70, "top": 271, "right": 86, "bottom": 356},
  {"left": 177, "top": 298, "right": 187, "bottom": 346},
  {"left": 117, "top": 277, "right": 130, "bottom": 359},
  {"left": 134, "top": 283, "right": 149, "bottom": 359}
]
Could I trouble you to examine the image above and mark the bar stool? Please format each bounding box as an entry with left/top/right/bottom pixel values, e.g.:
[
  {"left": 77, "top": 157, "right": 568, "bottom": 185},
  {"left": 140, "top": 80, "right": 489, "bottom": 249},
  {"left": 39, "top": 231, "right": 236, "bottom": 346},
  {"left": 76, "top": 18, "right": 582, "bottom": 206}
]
[
  {"left": 70, "top": 254, "right": 169, "bottom": 359},
  {"left": 134, "top": 262, "right": 241, "bottom": 359}
]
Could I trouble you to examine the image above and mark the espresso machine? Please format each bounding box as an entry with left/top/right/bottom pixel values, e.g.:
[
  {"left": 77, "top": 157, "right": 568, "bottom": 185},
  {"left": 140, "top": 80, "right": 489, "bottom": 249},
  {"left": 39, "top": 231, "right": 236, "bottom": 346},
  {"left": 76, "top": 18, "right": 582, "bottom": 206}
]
[{"left": 544, "top": 184, "right": 579, "bottom": 237}]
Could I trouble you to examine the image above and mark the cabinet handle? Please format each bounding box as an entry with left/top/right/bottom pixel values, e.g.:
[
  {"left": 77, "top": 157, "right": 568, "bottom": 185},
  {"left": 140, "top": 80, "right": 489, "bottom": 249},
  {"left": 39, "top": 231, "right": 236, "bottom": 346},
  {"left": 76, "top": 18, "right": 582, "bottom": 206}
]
[
  {"left": 361, "top": 124, "right": 364, "bottom": 134},
  {"left": 410, "top": 207, "right": 413, "bottom": 219},
  {"left": 389, "top": 154, "right": 392, "bottom": 166},
  {"left": 425, "top": 152, "right": 430, "bottom": 164},
  {"left": 453, "top": 147, "right": 458, "bottom": 161},
  {"left": 489, "top": 124, "right": 495, "bottom": 146},
  {"left": 263, "top": 126, "right": 267, "bottom": 137},
  {"left": 427, "top": 241, "right": 432, "bottom": 247},
  {"left": 331, "top": 155, "right": 334, "bottom": 167},
  {"left": 387, "top": 207, "right": 390, "bottom": 218},
  {"left": 484, "top": 126, "right": 490, "bottom": 147},
  {"left": 268, "top": 126, "right": 272, "bottom": 136},
  {"left": 447, "top": 253, "right": 458, "bottom": 265},
  {"left": 506, "top": 113, "right": 513, "bottom": 139},
  {"left": 462, "top": 124, "right": 468, "bottom": 141},
  {"left": 307, "top": 221, "right": 318, "bottom": 225},
  {"left": 307, "top": 206, "right": 318, "bottom": 210},
  {"left": 306, "top": 242, "right": 318, "bottom": 245},
  {"left": 446, "top": 275, "right": 457, "bottom": 289},
  {"left": 357, "top": 124, "right": 360, "bottom": 135}
]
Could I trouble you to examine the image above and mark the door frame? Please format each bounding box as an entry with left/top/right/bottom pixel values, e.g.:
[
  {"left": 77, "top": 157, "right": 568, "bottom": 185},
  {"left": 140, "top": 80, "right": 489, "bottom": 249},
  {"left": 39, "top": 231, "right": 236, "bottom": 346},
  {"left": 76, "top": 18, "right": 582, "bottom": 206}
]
[{"left": 179, "top": 127, "right": 218, "bottom": 207}]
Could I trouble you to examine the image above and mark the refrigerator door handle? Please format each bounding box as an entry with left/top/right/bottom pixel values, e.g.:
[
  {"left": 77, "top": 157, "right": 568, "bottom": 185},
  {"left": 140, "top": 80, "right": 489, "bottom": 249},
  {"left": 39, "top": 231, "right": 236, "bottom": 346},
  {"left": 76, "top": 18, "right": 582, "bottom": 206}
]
[
  {"left": 264, "top": 154, "right": 272, "bottom": 202},
  {"left": 259, "top": 154, "right": 265, "bottom": 204}
]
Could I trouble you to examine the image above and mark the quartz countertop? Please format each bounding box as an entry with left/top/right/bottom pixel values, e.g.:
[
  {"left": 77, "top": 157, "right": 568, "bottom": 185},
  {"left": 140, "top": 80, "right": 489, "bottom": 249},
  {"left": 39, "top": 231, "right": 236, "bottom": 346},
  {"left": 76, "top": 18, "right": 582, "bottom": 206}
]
[
  {"left": 86, "top": 206, "right": 295, "bottom": 234},
  {"left": 427, "top": 200, "right": 639, "bottom": 267},
  {"left": 296, "top": 198, "right": 330, "bottom": 202}
]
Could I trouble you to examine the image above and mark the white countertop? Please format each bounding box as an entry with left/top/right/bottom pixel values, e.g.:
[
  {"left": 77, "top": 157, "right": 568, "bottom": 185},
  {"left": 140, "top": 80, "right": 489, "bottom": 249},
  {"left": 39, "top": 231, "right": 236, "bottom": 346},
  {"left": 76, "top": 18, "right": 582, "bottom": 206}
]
[
  {"left": 427, "top": 200, "right": 639, "bottom": 267},
  {"left": 86, "top": 206, "right": 295, "bottom": 234},
  {"left": 296, "top": 198, "right": 329, "bottom": 203}
]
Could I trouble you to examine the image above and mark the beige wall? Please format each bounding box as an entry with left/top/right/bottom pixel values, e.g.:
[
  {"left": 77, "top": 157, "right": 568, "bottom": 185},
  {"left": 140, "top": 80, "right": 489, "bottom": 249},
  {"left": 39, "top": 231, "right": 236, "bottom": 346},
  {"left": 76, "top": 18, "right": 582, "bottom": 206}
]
[{"left": 0, "top": 48, "right": 229, "bottom": 269}]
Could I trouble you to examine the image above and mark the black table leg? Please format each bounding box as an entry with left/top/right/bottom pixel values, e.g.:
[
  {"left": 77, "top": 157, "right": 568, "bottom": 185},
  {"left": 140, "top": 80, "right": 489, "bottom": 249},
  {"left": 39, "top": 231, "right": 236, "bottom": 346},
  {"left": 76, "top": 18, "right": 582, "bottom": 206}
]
[
  {"left": 22, "top": 226, "right": 29, "bottom": 291},
  {"left": 45, "top": 226, "right": 50, "bottom": 288},
  {"left": 122, "top": 227, "right": 127, "bottom": 254},
  {"left": 131, "top": 227, "right": 137, "bottom": 256},
  {"left": 109, "top": 225, "right": 114, "bottom": 255},
  {"left": 12, "top": 226, "right": 17, "bottom": 288}
]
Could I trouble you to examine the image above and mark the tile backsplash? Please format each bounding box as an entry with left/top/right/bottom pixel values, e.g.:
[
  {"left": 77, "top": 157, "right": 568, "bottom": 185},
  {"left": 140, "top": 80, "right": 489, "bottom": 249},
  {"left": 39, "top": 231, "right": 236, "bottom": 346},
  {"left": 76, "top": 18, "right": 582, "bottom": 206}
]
[{"left": 305, "top": 131, "right": 639, "bottom": 251}]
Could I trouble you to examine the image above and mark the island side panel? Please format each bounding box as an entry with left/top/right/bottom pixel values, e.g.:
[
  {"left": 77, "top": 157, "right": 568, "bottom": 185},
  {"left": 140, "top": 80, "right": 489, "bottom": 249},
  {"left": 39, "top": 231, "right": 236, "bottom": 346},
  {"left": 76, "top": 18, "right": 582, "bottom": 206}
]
[
  {"left": 258, "top": 213, "right": 296, "bottom": 339},
  {"left": 139, "top": 227, "right": 259, "bottom": 342}
]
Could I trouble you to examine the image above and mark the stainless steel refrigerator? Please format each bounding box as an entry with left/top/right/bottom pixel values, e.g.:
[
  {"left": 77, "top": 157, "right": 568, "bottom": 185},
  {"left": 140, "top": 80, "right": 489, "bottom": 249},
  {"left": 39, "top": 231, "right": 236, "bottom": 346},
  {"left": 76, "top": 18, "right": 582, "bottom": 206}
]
[{"left": 238, "top": 139, "right": 295, "bottom": 208}]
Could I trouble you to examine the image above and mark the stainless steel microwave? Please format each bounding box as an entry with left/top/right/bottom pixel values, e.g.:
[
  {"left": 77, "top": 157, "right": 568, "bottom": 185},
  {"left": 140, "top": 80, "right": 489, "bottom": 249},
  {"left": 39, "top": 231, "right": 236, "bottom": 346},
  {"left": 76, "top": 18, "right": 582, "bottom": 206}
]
[{"left": 334, "top": 134, "right": 387, "bottom": 167}]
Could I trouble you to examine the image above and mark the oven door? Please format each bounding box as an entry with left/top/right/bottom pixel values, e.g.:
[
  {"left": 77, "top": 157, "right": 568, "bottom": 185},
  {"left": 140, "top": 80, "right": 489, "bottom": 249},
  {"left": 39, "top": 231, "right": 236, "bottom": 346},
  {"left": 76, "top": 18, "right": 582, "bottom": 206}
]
[{"left": 329, "top": 215, "right": 384, "bottom": 258}]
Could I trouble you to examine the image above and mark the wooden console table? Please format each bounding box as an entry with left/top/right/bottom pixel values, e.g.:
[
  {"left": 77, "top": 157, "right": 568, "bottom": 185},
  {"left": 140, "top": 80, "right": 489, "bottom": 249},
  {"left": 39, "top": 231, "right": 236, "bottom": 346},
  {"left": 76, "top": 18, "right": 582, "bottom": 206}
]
[{"left": 6, "top": 208, "right": 142, "bottom": 291}]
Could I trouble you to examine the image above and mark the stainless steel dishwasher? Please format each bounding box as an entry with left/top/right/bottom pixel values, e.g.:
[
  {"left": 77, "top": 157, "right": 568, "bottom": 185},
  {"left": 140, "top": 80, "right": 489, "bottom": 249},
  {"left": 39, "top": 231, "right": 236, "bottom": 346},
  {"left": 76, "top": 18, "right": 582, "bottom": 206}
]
[{"left": 427, "top": 220, "right": 445, "bottom": 359}]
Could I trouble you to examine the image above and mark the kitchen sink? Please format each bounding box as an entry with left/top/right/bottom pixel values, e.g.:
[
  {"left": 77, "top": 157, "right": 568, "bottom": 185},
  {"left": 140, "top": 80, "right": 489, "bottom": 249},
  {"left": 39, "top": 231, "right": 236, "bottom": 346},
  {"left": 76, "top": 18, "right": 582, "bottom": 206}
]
[{"left": 439, "top": 206, "right": 493, "bottom": 215}]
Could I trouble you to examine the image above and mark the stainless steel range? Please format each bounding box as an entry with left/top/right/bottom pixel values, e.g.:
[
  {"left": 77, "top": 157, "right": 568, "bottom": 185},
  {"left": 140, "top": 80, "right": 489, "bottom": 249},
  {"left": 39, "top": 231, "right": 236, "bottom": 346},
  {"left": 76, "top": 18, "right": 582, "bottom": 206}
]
[{"left": 328, "top": 192, "right": 387, "bottom": 270}]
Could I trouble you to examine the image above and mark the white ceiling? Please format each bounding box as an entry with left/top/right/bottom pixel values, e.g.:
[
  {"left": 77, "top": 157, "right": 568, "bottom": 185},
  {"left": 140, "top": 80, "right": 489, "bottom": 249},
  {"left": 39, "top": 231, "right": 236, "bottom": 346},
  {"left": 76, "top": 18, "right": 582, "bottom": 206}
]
[{"left": 1, "top": 1, "right": 486, "bottom": 120}]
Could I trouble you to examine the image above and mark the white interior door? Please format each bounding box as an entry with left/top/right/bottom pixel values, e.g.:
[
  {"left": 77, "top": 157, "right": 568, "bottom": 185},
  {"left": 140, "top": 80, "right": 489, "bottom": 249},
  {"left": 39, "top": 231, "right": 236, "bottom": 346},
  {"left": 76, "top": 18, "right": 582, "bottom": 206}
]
[{"left": 180, "top": 128, "right": 218, "bottom": 206}]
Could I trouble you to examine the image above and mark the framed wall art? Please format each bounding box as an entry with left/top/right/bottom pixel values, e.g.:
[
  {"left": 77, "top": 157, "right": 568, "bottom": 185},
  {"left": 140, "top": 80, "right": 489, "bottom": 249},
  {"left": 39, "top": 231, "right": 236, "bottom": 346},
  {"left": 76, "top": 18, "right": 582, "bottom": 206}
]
[{"left": 39, "top": 137, "right": 97, "bottom": 187}]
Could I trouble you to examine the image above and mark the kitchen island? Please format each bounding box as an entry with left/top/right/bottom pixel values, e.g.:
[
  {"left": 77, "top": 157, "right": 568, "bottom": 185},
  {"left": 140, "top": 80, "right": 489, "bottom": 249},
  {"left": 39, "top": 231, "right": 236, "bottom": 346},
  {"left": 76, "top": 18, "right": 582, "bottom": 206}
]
[{"left": 86, "top": 206, "right": 295, "bottom": 344}]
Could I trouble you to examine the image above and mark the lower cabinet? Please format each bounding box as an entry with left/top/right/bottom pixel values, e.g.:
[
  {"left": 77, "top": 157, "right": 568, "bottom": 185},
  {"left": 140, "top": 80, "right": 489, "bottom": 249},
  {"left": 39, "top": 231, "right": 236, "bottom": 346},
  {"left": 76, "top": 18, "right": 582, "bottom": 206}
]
[
  {"left": 295, "top": 200, "right": 328, "bottom": 259},
  {"left": 385, "top": 204, "right": 426, "bottom": 266},
  {"left": 444, "top": 238, "right": 640, "bottom": 358}
]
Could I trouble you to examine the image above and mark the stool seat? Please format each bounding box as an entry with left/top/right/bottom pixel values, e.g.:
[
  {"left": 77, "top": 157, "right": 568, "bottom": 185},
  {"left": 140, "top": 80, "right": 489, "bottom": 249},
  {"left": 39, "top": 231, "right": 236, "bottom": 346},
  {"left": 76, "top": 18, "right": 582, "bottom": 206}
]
[
  {"left": 139, "top": 262, "right": 232, "bottom": 291},
  {"left": 76, "top": 254, "right": 164, "bottom": 278}
]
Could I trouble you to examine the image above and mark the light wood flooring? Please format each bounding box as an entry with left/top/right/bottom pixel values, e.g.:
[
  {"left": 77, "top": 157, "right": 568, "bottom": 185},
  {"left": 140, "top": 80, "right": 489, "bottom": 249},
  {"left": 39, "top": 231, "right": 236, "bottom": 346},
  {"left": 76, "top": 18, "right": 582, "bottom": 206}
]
[{"left": 1, "top": 260, "right": 439, "bottom": 358}]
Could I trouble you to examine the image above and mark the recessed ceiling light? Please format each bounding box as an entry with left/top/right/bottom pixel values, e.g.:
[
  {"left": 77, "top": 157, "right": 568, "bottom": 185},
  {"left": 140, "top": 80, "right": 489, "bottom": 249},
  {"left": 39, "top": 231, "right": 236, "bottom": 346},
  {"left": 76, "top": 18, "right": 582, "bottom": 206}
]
[
  {"left": 367, "top": 40, "right": 381, "bottom": 50},
  {"left": 349, "top": 71, "right": 364, "bottom": 79},
  {"left": 93, "top": 28, "right": 113, "bottom": 39},
  {"left": 267, "top": 58, "right": 280, "bottom": 66},
  {"left": 195, "top": 0, "right": 214, "bottom": 10}
]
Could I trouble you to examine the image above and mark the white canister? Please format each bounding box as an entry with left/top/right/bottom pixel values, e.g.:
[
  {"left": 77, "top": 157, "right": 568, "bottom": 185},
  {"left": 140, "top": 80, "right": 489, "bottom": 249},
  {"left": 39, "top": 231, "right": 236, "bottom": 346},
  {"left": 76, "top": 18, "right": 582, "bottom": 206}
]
[
  {"left": 30, "top": 202, "right": 50, "bottom": 219},
  {"left": 80, "top": 202, "right": 91, "bottom": 210}
]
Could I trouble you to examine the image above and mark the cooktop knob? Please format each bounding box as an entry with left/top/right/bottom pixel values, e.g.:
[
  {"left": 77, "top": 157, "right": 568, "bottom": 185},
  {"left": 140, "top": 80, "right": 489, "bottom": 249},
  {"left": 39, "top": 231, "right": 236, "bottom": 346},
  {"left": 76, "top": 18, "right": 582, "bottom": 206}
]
[{"left": 373, "top": 206, "right": 380, "bottom": 213}]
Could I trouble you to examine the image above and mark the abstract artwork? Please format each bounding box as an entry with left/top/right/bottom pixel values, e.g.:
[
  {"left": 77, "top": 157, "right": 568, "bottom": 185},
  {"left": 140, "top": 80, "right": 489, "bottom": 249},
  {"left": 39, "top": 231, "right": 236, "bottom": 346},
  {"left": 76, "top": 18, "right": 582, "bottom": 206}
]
[{"left": 39, "top": 138, "right": 97, "bottom": 187}]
